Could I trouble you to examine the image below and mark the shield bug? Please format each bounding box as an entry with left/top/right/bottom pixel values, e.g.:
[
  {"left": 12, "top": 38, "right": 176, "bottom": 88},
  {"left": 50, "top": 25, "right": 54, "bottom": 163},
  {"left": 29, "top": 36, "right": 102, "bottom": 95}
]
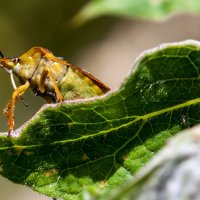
[{"left": 0, "top": 47, "right": 110, "bottom": 136}]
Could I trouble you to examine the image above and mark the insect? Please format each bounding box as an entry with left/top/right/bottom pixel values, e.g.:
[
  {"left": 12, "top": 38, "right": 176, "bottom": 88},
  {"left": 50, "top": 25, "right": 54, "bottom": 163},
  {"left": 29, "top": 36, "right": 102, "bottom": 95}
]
[{"left": 0, "top": 47, "right": 110, "bottom": 136}]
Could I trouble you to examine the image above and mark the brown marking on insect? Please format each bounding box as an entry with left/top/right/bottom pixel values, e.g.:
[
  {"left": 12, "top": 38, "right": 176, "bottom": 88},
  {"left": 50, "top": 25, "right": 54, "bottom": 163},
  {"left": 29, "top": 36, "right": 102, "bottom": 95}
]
[{"left": 0, "top": 47, "right": 110, "bottom": 136}]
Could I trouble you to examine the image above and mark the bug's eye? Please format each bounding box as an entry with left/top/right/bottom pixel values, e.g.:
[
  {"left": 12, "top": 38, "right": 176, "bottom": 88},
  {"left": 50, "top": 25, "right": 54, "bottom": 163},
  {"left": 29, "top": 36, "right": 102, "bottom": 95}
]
[{"left": 12, "top": 58, "right": 20, "bottom": 63}]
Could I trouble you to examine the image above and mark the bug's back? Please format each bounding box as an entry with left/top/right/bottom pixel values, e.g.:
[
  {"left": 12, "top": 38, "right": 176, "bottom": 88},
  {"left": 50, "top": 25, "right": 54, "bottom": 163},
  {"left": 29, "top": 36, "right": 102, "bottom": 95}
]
[{"left": 14, "top": 47, "right": 110, "bottom": 102}]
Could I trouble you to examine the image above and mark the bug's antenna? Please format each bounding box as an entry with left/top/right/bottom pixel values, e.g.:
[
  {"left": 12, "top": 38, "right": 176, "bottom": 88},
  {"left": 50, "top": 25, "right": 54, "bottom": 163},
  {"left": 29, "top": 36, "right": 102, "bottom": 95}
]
[
  {"left": 19, "top": 95, "right": 28, "bottom": 107},
  {"left": 0, "top": 51, "right": 4, "bottom": 58}
]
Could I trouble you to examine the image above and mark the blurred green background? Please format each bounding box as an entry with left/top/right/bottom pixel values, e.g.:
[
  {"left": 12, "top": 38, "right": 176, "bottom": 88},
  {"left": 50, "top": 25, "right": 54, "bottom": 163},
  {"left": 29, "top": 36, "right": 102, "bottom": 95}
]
[{"left": 1, "top": 0, "right": 200, "bottom": 199}]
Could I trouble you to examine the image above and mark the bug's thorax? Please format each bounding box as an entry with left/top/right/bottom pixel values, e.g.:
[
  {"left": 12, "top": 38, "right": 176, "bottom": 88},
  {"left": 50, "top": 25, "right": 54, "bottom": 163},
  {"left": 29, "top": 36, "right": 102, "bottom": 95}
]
[
  {"left": 0, "top": 48, "right": 43, "bottom": 81},
  {"left": 13, "top": 48, "right": 44, "bottom": 81},
  {"left": 0, "top": 48, "right": 67, "bottom": 88}
]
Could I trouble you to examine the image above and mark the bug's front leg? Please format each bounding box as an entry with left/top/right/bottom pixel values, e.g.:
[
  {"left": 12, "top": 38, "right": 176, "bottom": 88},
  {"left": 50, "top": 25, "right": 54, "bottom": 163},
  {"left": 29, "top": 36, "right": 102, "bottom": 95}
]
[
  {"left": 39, "top": 67, "right": 64, "bottom": 102},
  {"left": 4, "top": 81, "right": 30, "bottom": 136}
]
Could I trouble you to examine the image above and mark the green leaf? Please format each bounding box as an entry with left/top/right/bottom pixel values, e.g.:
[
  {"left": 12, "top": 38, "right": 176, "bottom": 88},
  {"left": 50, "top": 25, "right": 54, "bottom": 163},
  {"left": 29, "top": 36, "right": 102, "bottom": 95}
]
[
  {"left": 74, "top": 0, "right": 200, "bottom": 24},
  {"left": 1, "top": 40, "right": 200, "bottom": 199},
  {"left": 98, "top": 125, "right": 200, "bottom": 200}
]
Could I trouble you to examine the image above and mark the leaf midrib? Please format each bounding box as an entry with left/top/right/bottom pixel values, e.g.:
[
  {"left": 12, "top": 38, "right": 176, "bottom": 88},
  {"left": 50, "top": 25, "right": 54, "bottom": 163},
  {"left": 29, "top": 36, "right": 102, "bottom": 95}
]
[{"left": 0, "top": 97, "right": 199, "bottom": 151}]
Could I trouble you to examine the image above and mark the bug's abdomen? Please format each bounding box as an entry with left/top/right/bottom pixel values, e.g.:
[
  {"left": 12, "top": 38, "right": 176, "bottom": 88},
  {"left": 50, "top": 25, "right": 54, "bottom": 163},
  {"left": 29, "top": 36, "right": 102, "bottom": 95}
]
[{"left": 59, "top": 67, "right": 105, "bottom": 100}]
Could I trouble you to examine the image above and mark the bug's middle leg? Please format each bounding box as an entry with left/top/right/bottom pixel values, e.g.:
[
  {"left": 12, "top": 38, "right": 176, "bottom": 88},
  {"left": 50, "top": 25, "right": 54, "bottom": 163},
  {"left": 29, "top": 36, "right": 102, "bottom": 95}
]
[
  {"left": 4, "top": 81, "right": 30, "bottom": 136},
  {"left": 39, "top": 67, "right": 64, "bottom": 102}
]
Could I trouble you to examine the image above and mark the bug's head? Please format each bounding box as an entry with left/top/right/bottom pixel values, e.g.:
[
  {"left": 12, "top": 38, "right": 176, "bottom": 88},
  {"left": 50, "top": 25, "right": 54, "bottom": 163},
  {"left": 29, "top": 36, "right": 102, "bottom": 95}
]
[{"left": 0, "top": 51, "right": 20, "bottom": 72}]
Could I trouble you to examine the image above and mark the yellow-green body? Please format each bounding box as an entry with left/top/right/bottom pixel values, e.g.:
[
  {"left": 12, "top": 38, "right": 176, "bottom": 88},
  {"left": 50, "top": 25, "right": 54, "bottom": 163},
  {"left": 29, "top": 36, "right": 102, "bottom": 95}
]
[{"left": 2, "top": 47, "right": 110, "bottom": 102}]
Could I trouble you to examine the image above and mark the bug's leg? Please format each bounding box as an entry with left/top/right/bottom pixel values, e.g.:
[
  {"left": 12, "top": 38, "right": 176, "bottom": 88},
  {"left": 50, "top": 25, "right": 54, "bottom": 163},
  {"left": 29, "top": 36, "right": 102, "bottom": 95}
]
[
  {"left": 10, "top": 71, "right": 28, "bottom": 107},
  {"left": 47, "top": 68, "right": 64, "bottom": 102},
  {"left": 4, "top": 81, "right": 30, "bottom": 136},
  {"left": 39, "top": 67, "right": 64, "bottom": 102}
]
